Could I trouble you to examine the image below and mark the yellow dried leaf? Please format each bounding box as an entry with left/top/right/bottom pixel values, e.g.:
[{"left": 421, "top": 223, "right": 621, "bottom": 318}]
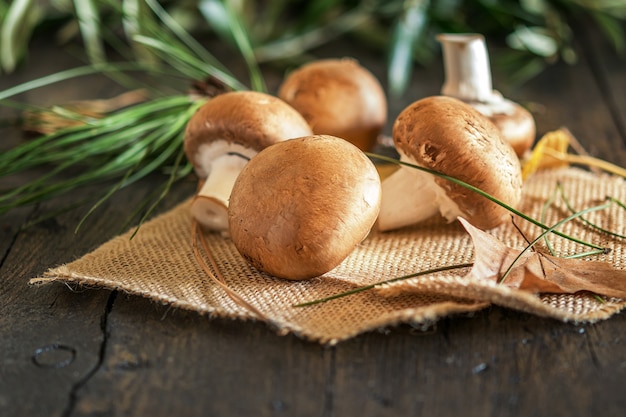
[
  {"left": 522, "top": 128, "right": 626, "bottom": 180},
  {"left": 522, "top": 128, "right": 571, "bottom": 180}
]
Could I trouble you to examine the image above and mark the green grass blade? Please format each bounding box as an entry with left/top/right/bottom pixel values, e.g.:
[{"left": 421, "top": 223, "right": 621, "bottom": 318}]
[
  {"left": 122, "top": 0, "right": 159, "bottom": 64},
  {"left": 73, "top": 0, "right": 106, "bottom": 65},
  {"left": 367, "top": 153, "right": 608, "bottom": 252},
  {"left": 129, "top": 139, "right": 189, "bottom": 239},
  {"left": 226, "top": 2, "right": 266, "bottom": 92},
  {"left": 133, "top": 35, "right": 247, "bottom": 90},
  {"left": 0, "top": 62, "right": 159, "bottom": 102},
  {"left": 74, "top": 166, "right": 137, "bottom": 234},
  {"left": 144, "top": 0, "right": 224, "bottom": 68},
  {"left": 294, "top": 262, "right": 473, "bottom": 307},
  {"left": 388, "top": 0, "right": 430, "bottom": 97},
  {"left": 500, "top": 202, "right": 612, "bottom": 283},
  {"left": 0, "top": 0, "right": 40, "bottom": 72}
]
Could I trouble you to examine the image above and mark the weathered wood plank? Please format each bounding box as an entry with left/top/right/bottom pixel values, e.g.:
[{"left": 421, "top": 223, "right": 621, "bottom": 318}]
[
  {"left": 1, "top": 26, "right": 625, "bottom": 417},
  {"left": 0, "top": 112, "right": 197, "bottom": 417},
  {"left": 520, "top": 24, "right": 626, "bottom": 164},
  {"left": 0, "top": 175, "right": 198, "bottom": 417},
  {"left": 65, "top": 296, "right": 330, "bottom": 416}
]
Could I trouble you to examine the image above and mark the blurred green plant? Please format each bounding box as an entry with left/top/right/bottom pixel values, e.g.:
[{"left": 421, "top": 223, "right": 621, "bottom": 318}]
[
  {"left": 1, "top": 0, "right": 625, "bottom": 93},
  {"left": 0, "top": 0, "right": 625, "bottom": 228},
  {"left": 0, "top": 0, "right": 247, "bottom": 230}
]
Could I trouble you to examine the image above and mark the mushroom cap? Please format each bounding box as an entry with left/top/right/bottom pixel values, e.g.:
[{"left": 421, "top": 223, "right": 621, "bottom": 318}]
[
  {"left": 469, "top": 97, "right": 536, "bottom": 157},
  {"left": 228, "top": 135, "right": 382, "bottom": 280},
  {"left": 486, "top": 102, "right": 536, "bottom": 157},
  {"left": 184, "top": 91, "right": 313, "bottom": 177},
  {"left": 277, "top": 58, "right": 387, "bottom": 151},
  {"left": 392, "top": 96, "right": 523, "bottom": 229}
]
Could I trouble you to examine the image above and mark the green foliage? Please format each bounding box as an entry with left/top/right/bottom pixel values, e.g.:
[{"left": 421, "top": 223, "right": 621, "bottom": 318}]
[
  {"left": 1, "top": 0, "right": 625, "bottom": 87},
  {"left": 0, "top": 3, "right": 245, "bottom": 227},
  {"left": 1, "top": 0, "right": 625, "bottom": 226}
]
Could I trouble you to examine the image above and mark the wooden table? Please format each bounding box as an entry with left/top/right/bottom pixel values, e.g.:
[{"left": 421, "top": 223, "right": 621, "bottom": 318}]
[{"left": 2, "top": 26, "right": 625, "bottom": 417}]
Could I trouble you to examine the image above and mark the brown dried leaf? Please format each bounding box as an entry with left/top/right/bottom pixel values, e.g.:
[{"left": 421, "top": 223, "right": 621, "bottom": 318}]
[{"left": 459, "top": 217, "right": 626, "bottom": 299}]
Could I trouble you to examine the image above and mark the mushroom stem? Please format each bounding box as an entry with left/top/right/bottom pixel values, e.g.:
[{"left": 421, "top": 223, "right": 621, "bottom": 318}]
[
  {"left": 437, "top": 33, "right": 498, "bottom": 103},
  {"left": 437, "top": 34, "right": 536, "bottom": 156},
  {"left": 191, "top": 153, "right": 249, "bottom": 231},
  {"left": 378, "top": 163, "right": 462, "bottom": 232}
]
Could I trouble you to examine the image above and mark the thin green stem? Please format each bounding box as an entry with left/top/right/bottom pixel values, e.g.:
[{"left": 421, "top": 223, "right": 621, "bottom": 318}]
[
  {"left": 74, "top": 166, "right": 137, "bottom": 234},
  {"left": 133, "top": 35, "right": 247, "bottom": 91},
  {"left": 499, "top": 202, "right": 612, "bottom": 283},
  {"left": 293, "top": 262, "right": 473, "bottom": 307},
  {"left": 0, "top": 62, "right": 166, "bottom": 102},
  {"left": 221, "top": 1, "right": 266, "bottom": 92},
  {"left": 541, "top": 182, "right": 561, "bottom": 256},
  {"left": 558, "top": 183, "right": 626, "bottom": 240},
  {"left": 129, "top": 139, "right": 188, "bottom": 239},
  {"left": 144, "top": 0, "right": 224, "bottom": 71},
  {"left": 368, "top": 153, "right": 608, "bottom": 252}
]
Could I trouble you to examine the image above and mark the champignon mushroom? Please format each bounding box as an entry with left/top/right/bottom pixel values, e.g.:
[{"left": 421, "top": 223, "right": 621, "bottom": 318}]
[
  {"left": 377, "top": 96, "right": 523, "bottom": 232},
  {"left": 184, "top": 91, "right": 313, "bottom": 232},
  {"left": 437, "top": 33, "right": 536, "bottom": 157},
  {"left": 228, "top": 135, "right": 381, "bottom": 280},
  {"left": 277, "top": 58, "right": 387, "bottom": 152}
]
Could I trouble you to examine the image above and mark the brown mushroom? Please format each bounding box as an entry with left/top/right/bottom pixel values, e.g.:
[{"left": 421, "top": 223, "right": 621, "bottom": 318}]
[
  {"left": 277, "top": 58, "right": 387, "bottom": 152},
  {"left": 437, "top": 33, "right": 536, "bottom": 157},
  {"left": 184, "top": 91, "right": 312, "bottom": 232},
  {"left": 228, "top": 135, "right": 381, "bottom": 280},
  {"left": 377, "top": 96, "right": 523, "bottom": 232}
]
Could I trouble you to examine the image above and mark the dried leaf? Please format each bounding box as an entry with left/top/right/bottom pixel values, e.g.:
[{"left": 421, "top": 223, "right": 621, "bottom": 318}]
[
  {"left": 459, "top": 218, "right": 626, "bottom": 299},
  {"left": 522, "top": 128, "right": 570, "bottom": 180},
  {"left": 22, "top": 89, "right": 148, "bottom": 134},
  {"left": 522, "top": 127, "right": 626, "bottom": 180}
]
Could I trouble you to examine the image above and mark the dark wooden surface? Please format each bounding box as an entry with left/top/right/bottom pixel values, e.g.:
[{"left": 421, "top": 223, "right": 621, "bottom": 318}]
[{"left": 2, "top": 25, "right": 626, "bottom": 417}]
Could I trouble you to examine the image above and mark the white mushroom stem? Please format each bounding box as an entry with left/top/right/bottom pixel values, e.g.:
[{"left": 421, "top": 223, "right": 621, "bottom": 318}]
[
  {"left": 437, "top": 33, "right": 500, "bottom": 104},
  {"left": 437, "top": 34, "right": 536, "bottom": 157},
  {"left": 378, "top": 158, "right": 463, "bottom": 232},
  {"left": 191, "top": 153, "right": 250, "bottom": 232}
]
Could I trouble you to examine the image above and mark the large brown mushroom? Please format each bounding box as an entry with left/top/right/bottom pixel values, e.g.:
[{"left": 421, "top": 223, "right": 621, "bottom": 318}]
[
  {"left": 184, "top": 91, "right": 312, "bottom": 232},
  {"left": 277, "top": 58, "right": 387, "bottom": 151},
  {"left": 377, "top": 96, "right": 523, "bottom": 232},
  {"left": 228, "top": 135, "right": 381, "bottom": 280},
  {"left": 437, "top": 33, "right": 536, "bottom": 157}
]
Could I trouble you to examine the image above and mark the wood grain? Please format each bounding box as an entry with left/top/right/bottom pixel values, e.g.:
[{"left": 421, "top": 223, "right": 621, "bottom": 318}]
[{"left": 1, "top": 27, "right": 625, "bottom": 417}]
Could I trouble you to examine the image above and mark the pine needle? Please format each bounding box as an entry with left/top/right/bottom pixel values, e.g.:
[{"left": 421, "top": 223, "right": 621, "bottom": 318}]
[{"left": 294, "top": 263, "right": 473, "bottom": 307}]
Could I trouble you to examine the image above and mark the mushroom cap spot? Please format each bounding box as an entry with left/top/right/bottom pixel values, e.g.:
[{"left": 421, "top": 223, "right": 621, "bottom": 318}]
[
  {"left": 183, "top": 91, "right": 313, "bottom": 176},
  {"left": 278, "top": 58, "right": 387, "bottom": 151},
  {"left": 392, "top": 96, "right": 523, "bottom": 229},
  {"left": 228, "top": 135, "right": 382, "bottom": 280}
]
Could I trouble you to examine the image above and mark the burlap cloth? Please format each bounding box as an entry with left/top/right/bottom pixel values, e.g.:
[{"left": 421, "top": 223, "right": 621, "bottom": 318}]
[{"left": 32, "top": 167, "right": 626, "bottom": 344}]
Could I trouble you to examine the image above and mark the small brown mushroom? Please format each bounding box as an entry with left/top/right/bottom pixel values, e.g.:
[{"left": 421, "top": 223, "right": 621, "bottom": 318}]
[
  {"left": 277, "top": 58, "right": 387, "bottom": 152},
  {"left": 377, "top": 96, "right": 523, "bottom": 232},
  {"left": 437, "top": 33, "right": 536, "bottom": 157},
  {"left": 228, "top": 135, "right": 381, "bottom": 280},
  {"left": 184, "top": 91, "right": 312, "bottom": 232}
]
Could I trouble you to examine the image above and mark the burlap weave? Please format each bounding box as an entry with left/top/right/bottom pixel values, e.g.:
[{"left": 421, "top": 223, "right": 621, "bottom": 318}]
[{"left": 32, "top": 167, "right": 626, "bottom": 344}]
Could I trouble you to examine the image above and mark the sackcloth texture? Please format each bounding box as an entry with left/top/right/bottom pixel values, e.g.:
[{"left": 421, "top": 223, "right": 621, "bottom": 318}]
[{"left": 32, "top": 167, "right": 626, "bottom": 344}]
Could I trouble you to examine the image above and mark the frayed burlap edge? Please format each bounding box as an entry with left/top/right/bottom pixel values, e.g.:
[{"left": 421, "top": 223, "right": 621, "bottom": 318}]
[
  {"left": 32, "top": 266, "right": 491, "bottom": 345},
  {"left": 31, "top": 167, "right": 626, "bottom": 344},
  {"left": 377, "top": 274, "right": 626, "bottom": 323}
]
